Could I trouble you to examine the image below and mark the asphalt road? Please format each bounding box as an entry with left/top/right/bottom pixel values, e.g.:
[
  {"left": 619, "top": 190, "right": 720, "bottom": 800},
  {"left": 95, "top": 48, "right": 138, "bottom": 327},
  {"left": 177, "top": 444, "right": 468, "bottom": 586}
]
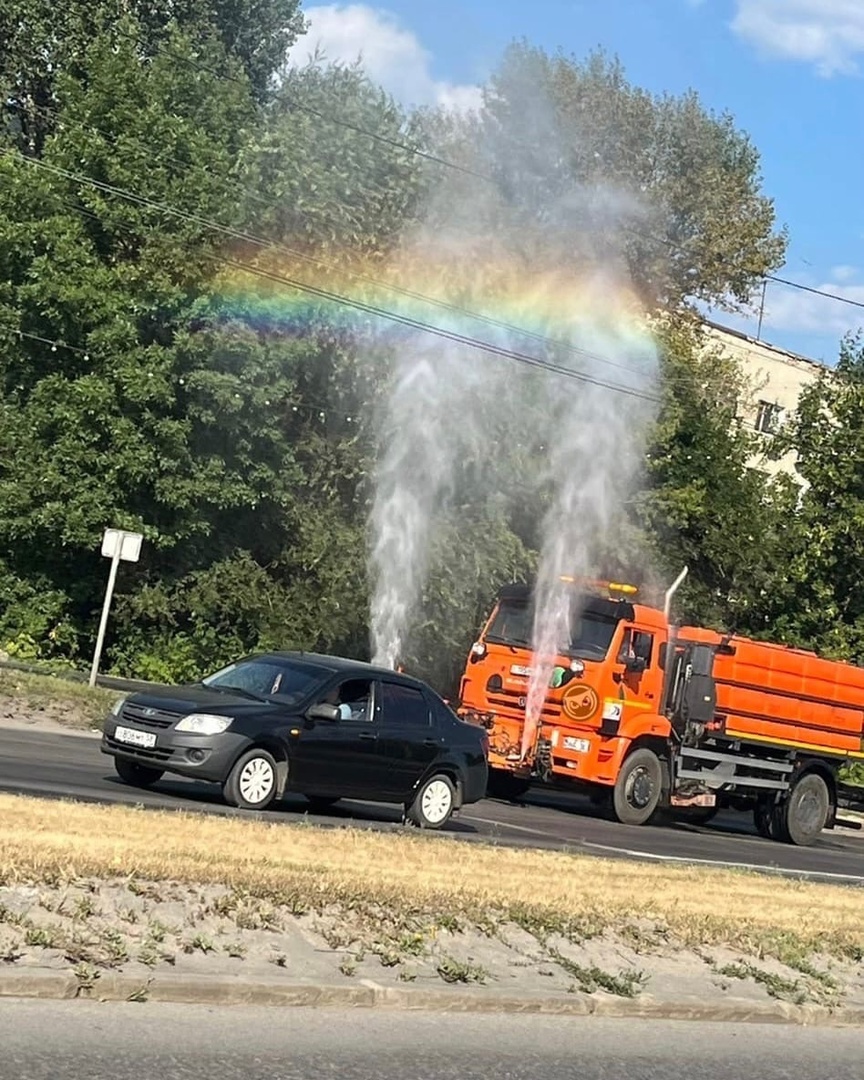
[
  {"left": 1, "top": 725, "right": 863, "bottom": 882},
  {"left": 3, "top": 1000, "right": 863, "bottom": 1080}
]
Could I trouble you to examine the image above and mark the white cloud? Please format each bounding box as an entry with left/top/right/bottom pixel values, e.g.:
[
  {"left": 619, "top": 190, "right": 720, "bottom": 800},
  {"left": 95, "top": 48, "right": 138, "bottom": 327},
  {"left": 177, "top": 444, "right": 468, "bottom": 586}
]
[
  {"left": 762, "top": 278, "right": 864, "bottom": 336},
  {"left": 286, "top": 4, "right": 482, "bottom": 111},
  {"left": 731, "top": 1, "right": 864, "bottom": 76}
]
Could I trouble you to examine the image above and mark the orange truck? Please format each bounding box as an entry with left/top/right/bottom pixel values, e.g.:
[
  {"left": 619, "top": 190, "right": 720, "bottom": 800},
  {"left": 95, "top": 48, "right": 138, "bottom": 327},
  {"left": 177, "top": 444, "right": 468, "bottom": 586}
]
[{"left": 457, "top": 570, "right": 864, "bottom": 845}]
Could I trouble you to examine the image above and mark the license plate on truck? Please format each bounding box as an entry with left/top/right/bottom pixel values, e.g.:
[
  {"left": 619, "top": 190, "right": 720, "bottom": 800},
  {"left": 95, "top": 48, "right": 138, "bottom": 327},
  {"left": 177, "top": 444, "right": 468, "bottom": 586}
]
[
  {"left": 563, "top": 737, "right": 591, "bottom": 753},
  {"left": 114, "top": 726, "right": 157, "bottom": 749}
]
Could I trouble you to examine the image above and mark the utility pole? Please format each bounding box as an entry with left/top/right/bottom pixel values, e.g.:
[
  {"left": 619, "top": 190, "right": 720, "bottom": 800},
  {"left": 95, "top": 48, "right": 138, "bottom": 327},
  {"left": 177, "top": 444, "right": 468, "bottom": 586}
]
[{"left": 756, "top": 279, "right": 767, "bottom": 340}]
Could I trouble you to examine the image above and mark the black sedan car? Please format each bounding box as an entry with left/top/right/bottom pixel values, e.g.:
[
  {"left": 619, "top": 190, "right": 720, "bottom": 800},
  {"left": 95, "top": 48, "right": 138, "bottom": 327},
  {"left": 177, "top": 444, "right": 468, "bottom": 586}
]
[{"left": 100, "top": 652, "right": 488, "bottom": 829}]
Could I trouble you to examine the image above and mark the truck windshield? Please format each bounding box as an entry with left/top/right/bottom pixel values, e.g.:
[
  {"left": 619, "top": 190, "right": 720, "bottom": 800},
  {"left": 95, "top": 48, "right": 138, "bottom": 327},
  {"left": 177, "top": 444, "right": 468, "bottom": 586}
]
[{"left": 484, "top": 598, "right": 619, "bottom": 660}]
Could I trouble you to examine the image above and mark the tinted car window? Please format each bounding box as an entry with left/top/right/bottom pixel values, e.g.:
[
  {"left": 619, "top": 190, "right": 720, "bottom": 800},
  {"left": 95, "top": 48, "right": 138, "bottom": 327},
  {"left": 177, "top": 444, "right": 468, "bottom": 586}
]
[
  {"left": 380, "top": 682, "right": 430, "bottom": 727},
  {"left": 203, "top": 658, "right": 326, "bottom": 704}
]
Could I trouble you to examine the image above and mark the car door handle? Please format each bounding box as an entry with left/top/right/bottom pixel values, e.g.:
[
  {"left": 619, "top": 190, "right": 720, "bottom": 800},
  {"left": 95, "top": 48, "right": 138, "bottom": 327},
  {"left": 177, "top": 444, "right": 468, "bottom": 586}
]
[
  {"left": 358, "top": 732, "right": 377, "bottom": 741},
  {"left": 423, "top": 739, "right": 440, "bottom": 748}
]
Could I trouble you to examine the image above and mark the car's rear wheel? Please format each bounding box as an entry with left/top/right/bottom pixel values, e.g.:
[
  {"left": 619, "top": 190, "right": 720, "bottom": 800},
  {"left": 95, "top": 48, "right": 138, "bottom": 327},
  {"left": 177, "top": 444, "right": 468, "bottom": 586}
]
[
  {"left": 223, "top": 749, "right": 279, "bottom": 810},
  {"left": 408, "top": 774, "right": 456, "bottom": 830},
  {"left": 114, "top": 758, "right": 164, "bottom": 788}
]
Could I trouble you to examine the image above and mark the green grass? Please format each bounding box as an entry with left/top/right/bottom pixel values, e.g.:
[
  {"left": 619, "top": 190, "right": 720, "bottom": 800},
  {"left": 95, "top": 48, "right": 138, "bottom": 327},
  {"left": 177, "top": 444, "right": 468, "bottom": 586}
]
[{"left": 0, "top": 667, "right": 122, "bottom": 730}]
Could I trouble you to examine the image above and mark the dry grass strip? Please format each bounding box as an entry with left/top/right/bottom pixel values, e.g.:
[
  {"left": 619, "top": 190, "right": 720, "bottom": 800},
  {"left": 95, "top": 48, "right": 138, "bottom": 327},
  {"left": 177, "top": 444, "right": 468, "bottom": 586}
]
[{"left": 1, "top": 793, "right": 862, "bottom": 961}]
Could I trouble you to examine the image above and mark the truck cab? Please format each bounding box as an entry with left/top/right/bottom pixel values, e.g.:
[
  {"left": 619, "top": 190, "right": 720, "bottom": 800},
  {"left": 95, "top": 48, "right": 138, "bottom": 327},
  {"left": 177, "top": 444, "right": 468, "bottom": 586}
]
[{"left": 457, "top": 581, "right": 670, "bottom": 800}]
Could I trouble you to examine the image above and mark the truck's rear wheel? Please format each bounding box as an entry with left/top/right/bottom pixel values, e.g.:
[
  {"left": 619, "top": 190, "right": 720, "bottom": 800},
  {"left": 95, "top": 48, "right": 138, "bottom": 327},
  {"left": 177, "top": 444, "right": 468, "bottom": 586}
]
[
  {"left": 612, "top": 748, "right": 662, "bottom": 826},
  {"left": 777, "top": 773, "right": 831, "bottom": 847},
  {"left": 754, "top": 799, "right": 776, "bottom": 839}
]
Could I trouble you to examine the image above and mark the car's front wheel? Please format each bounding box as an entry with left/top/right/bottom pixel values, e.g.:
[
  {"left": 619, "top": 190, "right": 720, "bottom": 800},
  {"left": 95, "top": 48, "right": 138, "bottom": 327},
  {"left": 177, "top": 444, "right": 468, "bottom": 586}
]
[
  {"left": 114, "top": 758, "right": 164, "bottom": 788},
  {"left": 223, "top": 748, "right": 279, "bottom": 810},
  {"left": 407, "top": 774, "right": 456, "bottom": 830}
]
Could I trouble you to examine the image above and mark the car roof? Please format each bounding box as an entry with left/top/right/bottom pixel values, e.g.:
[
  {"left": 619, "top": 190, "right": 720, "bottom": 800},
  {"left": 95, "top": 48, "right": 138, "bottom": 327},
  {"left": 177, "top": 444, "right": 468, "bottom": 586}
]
[{"left": 250, "top": 651, "right": 433, "bottom": 691}]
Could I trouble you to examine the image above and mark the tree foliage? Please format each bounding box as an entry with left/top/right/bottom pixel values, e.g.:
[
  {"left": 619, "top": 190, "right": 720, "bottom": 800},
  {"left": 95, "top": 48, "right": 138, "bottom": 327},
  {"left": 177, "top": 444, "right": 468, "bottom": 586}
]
[
  {"left": 755, "top": 335, "right": 864, "bottom": 660},
  {"left": 424, "top": 43, "right": 786, "bottom": 312},
  {"left": 0, "top": 14, "right": 833, "bottom": 692}
]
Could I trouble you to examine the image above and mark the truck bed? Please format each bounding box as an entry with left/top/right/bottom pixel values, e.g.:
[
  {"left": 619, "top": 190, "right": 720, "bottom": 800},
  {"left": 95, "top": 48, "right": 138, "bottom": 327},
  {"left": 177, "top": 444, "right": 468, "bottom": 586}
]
[{"left": 679, "top": 629, "right": 864, "bottom": 759}]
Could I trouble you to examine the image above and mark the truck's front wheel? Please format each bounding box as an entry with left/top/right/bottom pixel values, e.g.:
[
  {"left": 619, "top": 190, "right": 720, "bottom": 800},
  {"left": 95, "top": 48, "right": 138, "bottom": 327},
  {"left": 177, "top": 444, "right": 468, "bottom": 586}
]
[{"left": 612, "top": 747, "right": 663, "bottom": 826}]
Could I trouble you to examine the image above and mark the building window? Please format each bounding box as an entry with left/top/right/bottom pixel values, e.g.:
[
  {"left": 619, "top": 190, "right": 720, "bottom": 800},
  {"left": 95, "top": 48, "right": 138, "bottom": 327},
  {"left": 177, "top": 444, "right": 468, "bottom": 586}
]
[{"left": 754, "top": 400, "right": 784, "bottom": 435}]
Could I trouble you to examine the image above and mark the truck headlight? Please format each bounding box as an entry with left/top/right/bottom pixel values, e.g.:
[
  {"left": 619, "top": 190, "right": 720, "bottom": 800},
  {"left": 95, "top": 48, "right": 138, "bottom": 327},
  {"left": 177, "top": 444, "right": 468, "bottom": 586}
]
[{"left": 175, "top": 714, "right": 233, "bottom": 735}]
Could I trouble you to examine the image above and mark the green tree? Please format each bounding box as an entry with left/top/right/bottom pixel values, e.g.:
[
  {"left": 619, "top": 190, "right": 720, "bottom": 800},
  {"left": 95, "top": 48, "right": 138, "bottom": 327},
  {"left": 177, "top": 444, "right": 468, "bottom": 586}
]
[
  {"left": 0, "top": 0, "right": 303, "bottom": 155},
  {"left": 423, "top": 43, "right": 786, "bottom": 313},
  {"left": 759, "top": 334, "right": 864, "bottom": 660},
  {"left": 626, "top": 316, "right": 795, "bottom": 632}
]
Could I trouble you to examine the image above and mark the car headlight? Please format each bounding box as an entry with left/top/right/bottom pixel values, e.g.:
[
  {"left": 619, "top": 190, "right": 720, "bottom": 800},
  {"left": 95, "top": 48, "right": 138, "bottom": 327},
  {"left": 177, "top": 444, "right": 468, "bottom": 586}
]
[
  {"left": 175, "top": 714, "right": 234, "bottom": 735},
  {"left": 110, "top": 698, "right": 125, "bottom": 716}
]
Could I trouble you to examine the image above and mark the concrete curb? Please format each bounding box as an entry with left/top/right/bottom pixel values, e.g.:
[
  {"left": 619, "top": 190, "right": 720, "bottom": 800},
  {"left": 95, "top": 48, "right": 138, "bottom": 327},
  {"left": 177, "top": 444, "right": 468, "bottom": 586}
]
[{"left": 1, "top": 970, "right": 862, "bottom": 1026}]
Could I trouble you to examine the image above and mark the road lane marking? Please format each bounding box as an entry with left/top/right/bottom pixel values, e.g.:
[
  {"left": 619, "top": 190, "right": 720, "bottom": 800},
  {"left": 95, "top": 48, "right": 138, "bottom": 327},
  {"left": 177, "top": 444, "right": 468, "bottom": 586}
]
[
  {"left": 462, "top": 814, "right": 864, "bottom": 884},
  {"left": 578, "top": 841, "right": 864, "bottom": 884}
]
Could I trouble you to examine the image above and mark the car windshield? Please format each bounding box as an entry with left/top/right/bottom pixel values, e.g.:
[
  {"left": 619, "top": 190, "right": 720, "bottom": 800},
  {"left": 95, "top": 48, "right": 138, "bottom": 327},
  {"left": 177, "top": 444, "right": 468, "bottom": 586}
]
[
  {"left": 201, "top": 657, "right": 328, "bottom": 704},
  {"left": 484, "top": 598, "right": 619, "bottom": 661}
]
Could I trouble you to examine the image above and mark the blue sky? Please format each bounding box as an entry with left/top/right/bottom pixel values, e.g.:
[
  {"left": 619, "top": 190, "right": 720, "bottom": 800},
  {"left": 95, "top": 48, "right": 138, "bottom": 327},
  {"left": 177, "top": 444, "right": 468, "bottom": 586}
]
[{"left": 289, "top": 1, "right": 864, "bottom": 366}]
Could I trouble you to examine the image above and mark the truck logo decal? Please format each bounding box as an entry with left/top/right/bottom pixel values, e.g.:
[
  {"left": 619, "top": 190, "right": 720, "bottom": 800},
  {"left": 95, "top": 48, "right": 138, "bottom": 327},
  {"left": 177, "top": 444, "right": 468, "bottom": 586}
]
[{"left": 561, "top": 683, "right": 600, "bottom": 722}]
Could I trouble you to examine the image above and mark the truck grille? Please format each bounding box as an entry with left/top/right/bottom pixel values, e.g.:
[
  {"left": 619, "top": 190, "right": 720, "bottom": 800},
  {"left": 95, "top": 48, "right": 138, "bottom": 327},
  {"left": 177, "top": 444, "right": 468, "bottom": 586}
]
[
  {"left": 120, "top": 702, "right": 184, "bottom": 729},
  {"left": 486, "top": 690, "right": 559, "bottom": 719}
]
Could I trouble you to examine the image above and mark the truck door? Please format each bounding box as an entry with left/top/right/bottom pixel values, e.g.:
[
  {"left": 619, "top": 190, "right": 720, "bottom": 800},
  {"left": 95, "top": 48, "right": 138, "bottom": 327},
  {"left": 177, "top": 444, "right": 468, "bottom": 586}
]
[{"left": 615, "top": 626, "right": 663, "bottom": 708}]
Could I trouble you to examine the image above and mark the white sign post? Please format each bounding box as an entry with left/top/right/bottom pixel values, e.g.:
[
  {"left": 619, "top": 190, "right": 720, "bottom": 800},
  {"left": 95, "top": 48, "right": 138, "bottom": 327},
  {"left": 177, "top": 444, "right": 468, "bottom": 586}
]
[{"left": 89, "top": 528, "right": 143, "bottom": 687}]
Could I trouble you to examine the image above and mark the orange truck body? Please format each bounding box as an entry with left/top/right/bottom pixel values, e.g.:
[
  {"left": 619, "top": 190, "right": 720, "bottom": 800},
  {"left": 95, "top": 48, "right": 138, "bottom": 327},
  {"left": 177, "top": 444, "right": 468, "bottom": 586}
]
[{"left": 457, "top": 580, "right": 864, "bottom": 845}]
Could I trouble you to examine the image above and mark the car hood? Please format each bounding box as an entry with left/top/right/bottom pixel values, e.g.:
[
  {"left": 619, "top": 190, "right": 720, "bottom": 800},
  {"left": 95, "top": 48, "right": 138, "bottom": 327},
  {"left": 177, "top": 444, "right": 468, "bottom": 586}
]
[{"left": 120, "top": 685, "right": 282, "bottom": 717}]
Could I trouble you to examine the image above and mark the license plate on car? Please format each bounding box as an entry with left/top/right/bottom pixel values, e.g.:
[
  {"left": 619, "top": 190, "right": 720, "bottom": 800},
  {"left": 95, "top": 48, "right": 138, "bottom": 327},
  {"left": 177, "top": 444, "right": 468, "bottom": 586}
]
[{"left": 114, "top": 726, "right": 157, "bottom": 749}]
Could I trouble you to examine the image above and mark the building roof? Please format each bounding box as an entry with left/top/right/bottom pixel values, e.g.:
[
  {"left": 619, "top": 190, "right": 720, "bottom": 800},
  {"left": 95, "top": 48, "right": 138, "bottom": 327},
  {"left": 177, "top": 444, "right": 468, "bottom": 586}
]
[{"left": 703, "top": 319, "right": 827, "bottom": 372}]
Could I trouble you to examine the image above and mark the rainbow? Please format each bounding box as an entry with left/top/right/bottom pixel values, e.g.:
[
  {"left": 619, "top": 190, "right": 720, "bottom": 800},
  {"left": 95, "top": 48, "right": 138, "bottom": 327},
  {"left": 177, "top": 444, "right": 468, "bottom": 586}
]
[{"left": 207, "top": 245, "right": 659, "bottom": 391}]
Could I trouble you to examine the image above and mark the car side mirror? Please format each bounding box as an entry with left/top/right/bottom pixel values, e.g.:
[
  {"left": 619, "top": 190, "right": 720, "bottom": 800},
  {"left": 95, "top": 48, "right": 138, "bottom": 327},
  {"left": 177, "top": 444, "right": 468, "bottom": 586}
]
[{"left": 306, "top": 703, "right": 340, "bottom": 722}]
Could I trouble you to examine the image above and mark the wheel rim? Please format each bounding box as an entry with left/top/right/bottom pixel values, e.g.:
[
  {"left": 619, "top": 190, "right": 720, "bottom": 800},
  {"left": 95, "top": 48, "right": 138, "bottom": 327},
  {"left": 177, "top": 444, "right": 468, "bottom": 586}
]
[
  {"left": 239, "top": 758, "right": 275, "bottom": 804},
  {"left": 625, "top": 766, "right": 655, "bottom": 810},
  {"left": 794, "top": 787, "right": 824, "bottom": 835},
  {"left": 421, "top": 779, "right": 452, "bottom": 824}
]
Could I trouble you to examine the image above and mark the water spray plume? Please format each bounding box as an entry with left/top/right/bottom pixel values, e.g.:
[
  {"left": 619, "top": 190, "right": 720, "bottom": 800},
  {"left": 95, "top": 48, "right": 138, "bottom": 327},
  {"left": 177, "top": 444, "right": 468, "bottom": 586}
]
[
  {"left": 521, "top": 311, "right": 658, "bottom": 760},
  {"left": 217, "top": 76, "right": 664, "bottom": 686}
]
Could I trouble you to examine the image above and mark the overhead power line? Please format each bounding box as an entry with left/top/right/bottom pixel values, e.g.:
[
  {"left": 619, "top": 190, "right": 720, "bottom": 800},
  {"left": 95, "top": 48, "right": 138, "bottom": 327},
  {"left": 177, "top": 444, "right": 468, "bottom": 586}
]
[
  {"left": 106, "top": 24, "right": 864, "bottom": 318},
  {"left": 21, "top": 21, "right": 861, "bottom": 321},
  {"left": 16, "top": 98, "right": 653, "bottom": 382},
  {"left": 0, "top": 148, "right": 661, "bottom": 405}
]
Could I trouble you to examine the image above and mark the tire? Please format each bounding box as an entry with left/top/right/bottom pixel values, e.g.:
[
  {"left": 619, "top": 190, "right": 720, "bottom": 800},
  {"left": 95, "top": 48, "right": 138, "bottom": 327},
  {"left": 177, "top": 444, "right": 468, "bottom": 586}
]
[
  {"left": 114, "top": 758, "right": 164, "bottom": 788},
  {"left": 223, "top": 748, "right": 279, "bottom": 810},
  {"left": 612, "top": 747, "right": 663, "bottom": 826},
  {"left": 303, "top": 795, "right": 341, "bottom": 810},
  {"left": 486, "top": 770, "right": 531, "bottom": 802},
  {"left": 408, "top": 774, "right": 456, "bottom": 830},
  {"left": 778, "top": 773, "right": 831, "bottom": 847},
  {"left": 754, "top": 799, "right": 776, "bottom": 838}
]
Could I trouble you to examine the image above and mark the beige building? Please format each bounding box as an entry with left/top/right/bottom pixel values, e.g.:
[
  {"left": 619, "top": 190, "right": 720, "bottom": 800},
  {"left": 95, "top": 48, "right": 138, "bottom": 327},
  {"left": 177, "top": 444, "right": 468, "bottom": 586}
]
[{"left": 702, "top": 320, "right": 825, "bottom": 482}]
